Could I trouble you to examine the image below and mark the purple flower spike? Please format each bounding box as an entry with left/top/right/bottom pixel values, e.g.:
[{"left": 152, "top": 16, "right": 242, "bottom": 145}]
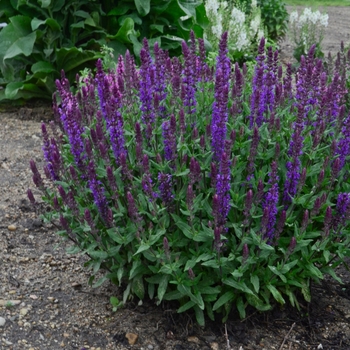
[
  {"left": 139, "top": 44, "right": 155, "bottom": 126},
  {"left": 323, "top": 206, "right": 333, "bottom": 237},
  {"left": 27, "top": 189, "right": 36, "bottom": 205},
  {"left": 215, "top": 152, "right": 231, "bottom": 230},
  {"left": 158, "top": 173, "right": 174, "bottom": 209},
  {"left": 87, "top": 161, "right": 110, "bottom": 225},
  {"left": 334, "top": 193, "right": 350, "bottom": 231},
  {"left": 262, "top": 161, "right": 279, "bottom": 241},
  {"left": 30, "top": 159, "right": 45, "bottom": 190},
  {"left": 242, "top": 243, "right": 249, "bottom": 263},
  {"left": 288, "top": 237, "right": 297, "bottom": 254},
  {"left": 162, "top": 120, "right": 177, "bottom": 164},
  {"left": 126, "top": 191, "right": 142, "bottom": 225}
]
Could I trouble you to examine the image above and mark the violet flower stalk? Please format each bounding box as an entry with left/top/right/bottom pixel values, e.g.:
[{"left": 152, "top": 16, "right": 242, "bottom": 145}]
[
  {"left": 87, "top": 160, "right": 110, "bottom": 225},
  {"left": 333, "top": 192, "right": 350, "bottom": 232},
  {"left": 139, "top": 40, "right": 155, "bottom": 126},
  {"left": 262, "top": 161, "right": 279, "bottom": 241},
  {"left": 158, "top": 173, "right": 174, "bottom": 210},
  {"left": 211, "top": 32, "right": 230, "bottom": 162},
  {"left": 181, "top": 40, "right": 197, "bottom": 119},
  {"left": 283, "top": 105, "right": 305, "bottom": 207},
  {"left": 215, "top": 152, "right": 231, "bottom": 230},
  {"left": 162, "top": 120, "right": 177, "bottom": 164}
]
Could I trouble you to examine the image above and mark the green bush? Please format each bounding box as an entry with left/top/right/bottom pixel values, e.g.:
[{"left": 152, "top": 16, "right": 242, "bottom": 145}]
[
  {"left": 29, "top": 34, "right": 350, "bottom": 325},
  {"left": 0, "top": 0, "right": 207, "bottom": 100},
  {"left": 257, "top": 0, "right": 289, "bottom": 41}
]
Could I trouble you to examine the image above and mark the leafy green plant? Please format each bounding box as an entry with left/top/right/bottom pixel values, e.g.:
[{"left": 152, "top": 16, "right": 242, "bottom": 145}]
[
  {"left": 28, "top": 33, "right": 350, "bottom": 326},
  {"left": 257, "top": 0, "right": 289, "bottom": 41},
  {"left": 0, "top": 0, "right": 207, "bottom": 100}
]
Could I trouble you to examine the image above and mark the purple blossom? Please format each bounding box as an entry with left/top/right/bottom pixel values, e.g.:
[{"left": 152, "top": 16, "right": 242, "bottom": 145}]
[
  {"left": 126, "top": 191, "right": 142, "bottom": 225},
  {"left": 181, "top": 40, "right": 197, "bottom": 118},
  {"left": 30, "top": 159, "right": 44, "bottom": 190},
  {"left": 262, "top": 161, "right": 279, "bottom": 241},
  {"left": 215, "top": 152, "right": 231, "bottom": 229},
  {"left": 333, "top": 193, "right": 350, "bottom": 231},
  {"left": 247, "top": 126, "right": 260, "bottom": 182},
  {"left": 162, "top": 120, "right": 177, "bottom": 163},
  {"left": 158, "top": 173, "right": 174, "bottom": 209},
  {"left": 139, "top": 41, "right": 155, "bottom": 125},
  {"left": 87, "top": 161, "right": 110, "bottom": 225}
]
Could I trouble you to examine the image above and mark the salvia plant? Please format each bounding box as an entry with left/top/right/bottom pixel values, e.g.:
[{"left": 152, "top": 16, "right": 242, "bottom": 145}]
[{"left": 28, "top": 32, "right": 350, "bottom": 326}]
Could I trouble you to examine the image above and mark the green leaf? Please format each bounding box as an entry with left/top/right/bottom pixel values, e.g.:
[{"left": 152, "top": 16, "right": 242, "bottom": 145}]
[
  {"left": 224, "top": 278, "right": 255, "bottom": 295},
  {"left": 4, "top": 31, "right": 36, "bottom": 60},
  {"left": 236, "top": 296, "right": 246, "bottom": 319},
  {"left": 39, "top": 0, "right": 51, "bottom": 8},
  {"left": 56, "top": 47, "right": 100, "bottom": 73},
  {"left": 266, "top": 284, "right": 285, "bottom": 304},
  {"left": 306, "top": 263, "right": 323, "bottom": 280},
  {"left": 150, "top": 24, "right": 164, "bottom": 34},
  {"left": 212, "top": 291, "right": 234, "bottom": 311},
  {"left": 134, "top": 242, "right": 150, "bottom": 255},
  {"left": 88, "top": 250, "right": 108, "bottom": 260},
  {"left": 172, "top": 214, "right": 193, "bottom": 239},
  {"left": 134, "top": 0, "right": 150, "bottom": 16},
  {"left": 268, "top": 265, "right": 287, "bottom": 283},
  {"left": 194, "top": 305, "right": 205, "bottom": 326},
  {"left": 250, "top": 275, "right": 260, "bottom": 293},
  {"left": 132, "top": 275, "right": 145, "bottom": 299},
  {"left": 31, "top": 61, "right": 56, "bottom": 74},
  {"left": 301, "top": 282, "right": 311, "bottom": 302},
  {"left": 92, "top": 275, "right": 108, "bottom": 288},
  {"left": 177, "top": 300, "right": 196, "bottom": 313},
  {"left": 157, "top": 275, "right": 170, "bottom": 302},
  {"left": 114, "top": 17, "right": 136, "bottom": 44}
]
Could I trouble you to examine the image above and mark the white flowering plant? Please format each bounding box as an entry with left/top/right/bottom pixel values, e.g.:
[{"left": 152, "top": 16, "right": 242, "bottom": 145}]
[
  {"left": 204, "top": 0, "right": 265, "bottom": 63},
  {"left": 289, "top": 8, "right": 329, "bottom": 62}
]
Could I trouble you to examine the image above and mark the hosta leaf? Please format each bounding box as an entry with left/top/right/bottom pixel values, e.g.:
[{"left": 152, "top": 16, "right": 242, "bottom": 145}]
[
  {"left": 134, "top": 0, "right": 150, "bottom": 16},
  {"left": 4, "top": 31, "right": 36, "bottom": 60}
]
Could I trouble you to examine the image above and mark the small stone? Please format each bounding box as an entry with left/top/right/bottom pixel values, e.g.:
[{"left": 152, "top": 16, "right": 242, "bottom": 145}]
[
  {"left": 147, "top": 345, "right": 154, "bottom": 350},
  {"left": 0, "top": 317, "right": 6, "bottom": 327},
  {"left": 125, "top": 333, "right": 138, "bottom": 345},
  {"left": 60, "top": 341, "right": 65, "bottom": 347},
  {"left": 8, "top": 224, "right": 17, "bottom": 231},
  {"left": 210, "top": 342, "right": 219, "bottom": 350},
  {"left": 20, "top": 308, "right": 28, "bottom": 316},
  {"left": 187, "top": 336, "right": 200, "bottom": 344},
  {"left": 29, "top": 295, "right": 38, "bottom": 300},
  {"left": 63, "top": 333, "right": 69, "bottom": 338}
]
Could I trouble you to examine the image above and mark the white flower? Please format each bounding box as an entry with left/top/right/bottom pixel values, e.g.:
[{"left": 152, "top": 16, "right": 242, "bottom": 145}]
[
  {"left": 205, "top": 0, "right": 220, "bottom": 13},
  {"left": 250, "top": 14, "right": 261, "bottom": 36},
  {"left": 231, "top": 7, "right": 245, "bottom": 26},
  {"left": 320, "top": 14, "right": 328, "bottom": 27},
  {"left": 220, "top": 1, "right": 228, "bottom": 10},
  {"left": 212, "top": 13, "right": 223, "bottom": 38},
  {"left": 236, "top": 30, "right": 249, "bottom": 51},
  {"left": 251, "top": 0, "right": 257, "bottom": 8},
  {"left": 0, "top": 23, "right": 7, "bottom": 28},
  {"left": 257, "top": 29, "right": 264, "bottom": 40},
  {"left": 289, "top": 11, "right": 298, "bottom": 24}
]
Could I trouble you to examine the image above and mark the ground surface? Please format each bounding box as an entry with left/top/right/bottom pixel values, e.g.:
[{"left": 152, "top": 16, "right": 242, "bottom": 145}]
[{"left": 1, "top": 6, "right": 350, "bottom": 350}]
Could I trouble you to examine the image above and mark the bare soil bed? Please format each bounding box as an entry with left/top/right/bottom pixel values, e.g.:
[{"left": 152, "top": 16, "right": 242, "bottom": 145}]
[{"left": 1, "top": 6, "right": 350, "bottom": 350}]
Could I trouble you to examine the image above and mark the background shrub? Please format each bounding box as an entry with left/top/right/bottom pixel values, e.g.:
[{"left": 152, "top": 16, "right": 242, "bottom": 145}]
[
  {"left": 257, "top": 0, "right": 289, "bottom": 41},
  {"left": 29, "top": 33, "right": 350, "bottom": 325},
  {"left": 0, "top": 0, "right": 207, "bottom": 100}
]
